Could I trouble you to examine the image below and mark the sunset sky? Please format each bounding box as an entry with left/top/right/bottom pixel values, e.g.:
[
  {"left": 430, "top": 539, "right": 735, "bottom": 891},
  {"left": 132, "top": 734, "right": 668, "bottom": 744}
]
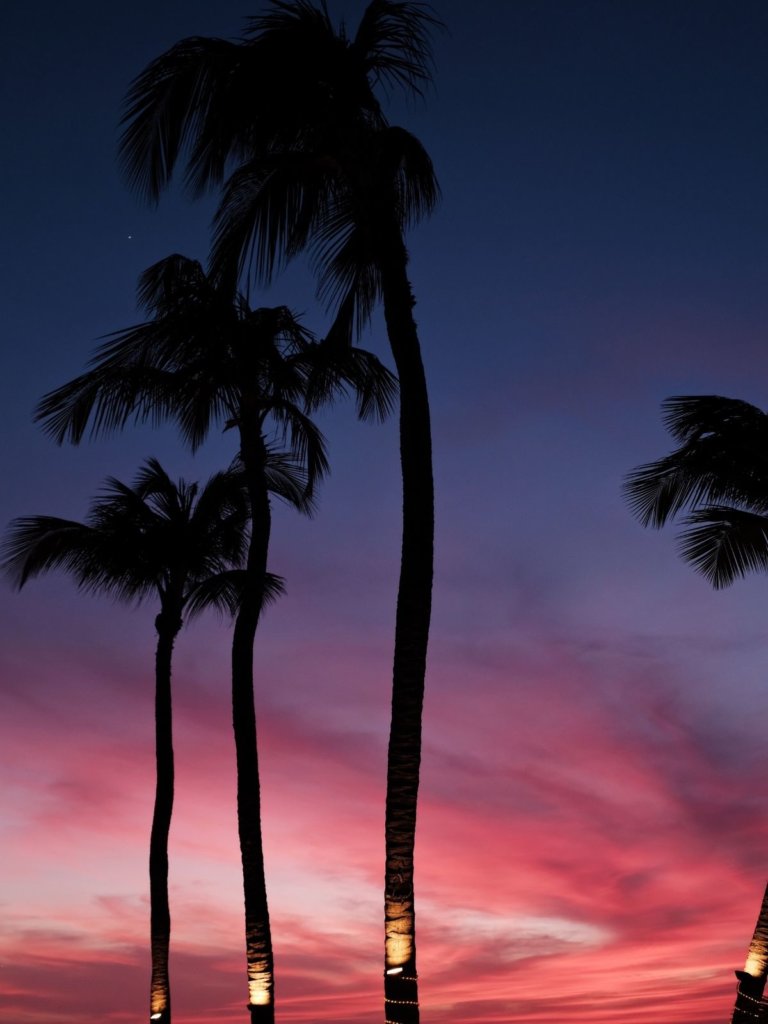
[{"left": 4, "top": 1, "right": 768, "bottom": 1021}]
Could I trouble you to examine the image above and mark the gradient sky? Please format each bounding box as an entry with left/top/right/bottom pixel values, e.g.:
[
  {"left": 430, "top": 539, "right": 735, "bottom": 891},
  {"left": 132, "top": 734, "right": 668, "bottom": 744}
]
[{"left": 4, "top": 1, "right": 768, "bottom": 1021}]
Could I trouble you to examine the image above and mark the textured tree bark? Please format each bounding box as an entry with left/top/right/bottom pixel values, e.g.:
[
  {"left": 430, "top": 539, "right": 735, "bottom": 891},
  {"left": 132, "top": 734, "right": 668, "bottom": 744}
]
[
  {"left": 149, "top": 609, "right": 181, "bottom": 1024},
  {"left": 380, "top": 220, "right": 434, "bottom": 1024},
  {"left": 234, "top": 425, "right": 275, "bottom": 1024}
]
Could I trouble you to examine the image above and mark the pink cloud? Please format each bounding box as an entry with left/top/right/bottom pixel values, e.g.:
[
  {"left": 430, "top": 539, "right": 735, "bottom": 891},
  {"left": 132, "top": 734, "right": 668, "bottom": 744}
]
[{"left": 2, "top": 603, "right": 765, "bottom": 1023}]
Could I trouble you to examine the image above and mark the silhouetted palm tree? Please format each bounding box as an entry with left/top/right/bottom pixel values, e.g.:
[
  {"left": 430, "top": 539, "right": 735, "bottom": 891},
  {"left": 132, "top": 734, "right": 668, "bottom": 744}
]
[
  {"left": 1, "top": 457, "right": 265, "bottom": 1024},
  {"left": 624, "top": 395, "right": 768, "bottom": 586},
  {"left": 35, "top": 254, "right": 396, "bottom": 1022},
  {"left": 118, "top": 7, "right": 440, "bottom": 1017}
]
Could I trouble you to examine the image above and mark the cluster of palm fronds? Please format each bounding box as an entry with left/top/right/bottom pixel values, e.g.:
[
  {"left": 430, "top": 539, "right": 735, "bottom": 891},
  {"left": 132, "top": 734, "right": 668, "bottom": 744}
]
[{"left": 625, "top": 395, "right": 768, "bottom": 589}]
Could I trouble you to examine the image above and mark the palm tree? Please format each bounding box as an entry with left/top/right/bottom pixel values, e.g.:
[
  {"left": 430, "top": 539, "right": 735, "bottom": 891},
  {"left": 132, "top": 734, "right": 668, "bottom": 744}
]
[
  {"left": 624, "top": 395, "right": 768, "bottom": 586},
  {"left": 1, "top": 457, "right": 265, "bottom": 1024},
  {"left": 35, "top": 254, "right": 396, "bottom": 1023},
  {"left": 118, "top": 6, "right": 441, "bottom": 1018}
]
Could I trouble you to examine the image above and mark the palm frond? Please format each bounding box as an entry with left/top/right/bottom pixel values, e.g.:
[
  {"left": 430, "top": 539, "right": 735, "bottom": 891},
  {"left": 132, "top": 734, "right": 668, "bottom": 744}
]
[
  {"left": 661, "top": 395, "right": 768, "bottom": 444},
  {"left": 190, "top": 465, "right": 249, "bottom": 526},
  {"left": 382, "top": 125, "right": 440, "bottom": 225},
  {"left": 211, "top": 154, "right": 333, "bottom": 286},
  {"left": 347, "top": 347, "right": 398, "bottom": 421},
  {"left": 128, "top": 457, "right": 177, "bottom": 500},
  {"left": 302, "top": 340, "right": 398, "bottom": 422},
  {"left": 262, "top": 447, "right": 316, "bottom": 514},
  {"left": 625, "top": 397, "right": 768, "bottom": 527},
  {"left": 353, "top": 1, "right": 442, "bottom": 98},
  {"left": 245, "top": 1, "right": 334, "bottom": 38},
  {"left": 185, "top": 567, "right": 284, "bottom": 619},
  {"left": 309, "top": 129, "right": 437, "bottom": 334},
  {"left": 679, "top": 506, "right": 768, "bottom": 588},
  {"left": 263, "top": 570, "right": 286, "bottom": 604},
  {"left": 119, "top": 36, "right": 246, "bottom": 202},
  {"left": 137, "top": 254, "right": 212, "bottom": 314},
  {"left": 268, "top": 400, "right": 330, "bottom": 488},
  {"left": 312, "top": 207, "right": 381, "bottom": 336},
  {"left": 624, "top": 452, "right": 720, "bottom": 529},
  {"left": 35, "top": 283, "right": 240, "bottom": 449},
  {"left": 2, "top": 516, "right": 98, "bottom": 590},
  {"left": 1, "top": 515, "right": 156, "bottom": 602},
  {"left": 184, "top": 569, "right": 245, "bottom": 619},
  {"left": 35, "top": 318, "right": 195, "bottom": 444},
  {"left": 243, "top": 1, "right": 385, "bottom": 129}
]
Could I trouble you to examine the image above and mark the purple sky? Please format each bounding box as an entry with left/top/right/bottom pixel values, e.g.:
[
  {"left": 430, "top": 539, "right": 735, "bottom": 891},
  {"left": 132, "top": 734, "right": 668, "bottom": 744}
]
[{"left": 4, "top": 2, "right": 768, "bottom": 1021}]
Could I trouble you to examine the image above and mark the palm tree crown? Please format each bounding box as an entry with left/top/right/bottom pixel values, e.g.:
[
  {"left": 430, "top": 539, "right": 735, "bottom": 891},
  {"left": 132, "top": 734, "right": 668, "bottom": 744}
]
[
  {"left": 37, "top": 253, "right": 395, "bottom": 458},
  {"left": 624, "top": 395, "right": 768, "bottom": 588},
  {"left": 119, "top": 2, "right": 440, "bottom": 341},
  {"left": 119, "top": 0, "right": 439, "bottom": 203},
  {"left": 4, "top": 457, "right": 251, "bottom": 608}
]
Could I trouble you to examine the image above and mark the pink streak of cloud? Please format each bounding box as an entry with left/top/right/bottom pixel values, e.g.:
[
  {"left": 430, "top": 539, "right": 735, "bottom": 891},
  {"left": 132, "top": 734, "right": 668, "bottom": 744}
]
[{"left": 2, "top": 614, "right": 764, "bottom": 1023}]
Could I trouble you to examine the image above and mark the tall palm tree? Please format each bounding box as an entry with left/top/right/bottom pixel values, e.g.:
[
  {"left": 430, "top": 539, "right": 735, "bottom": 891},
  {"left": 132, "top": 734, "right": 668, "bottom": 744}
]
[
  {"left": 1, "top": 457, "right": 265, "bottom": 1024},
  {"left": 624, "top": 395, "right": 768, "bottom": 586},
  {"left": 35, "top": 254, "right": 396, "bottom": 1022},
  {"left": 118, "top": 6, "right": 441, "bottom": 1018}
]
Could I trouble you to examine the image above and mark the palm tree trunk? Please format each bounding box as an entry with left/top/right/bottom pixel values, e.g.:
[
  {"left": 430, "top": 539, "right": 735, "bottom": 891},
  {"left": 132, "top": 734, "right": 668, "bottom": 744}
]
[
  {"left": 233, "top": 425, "right": 275, "bottom": 1023},
  {"left": 149, "top": 611, "right": 181, "bottom": 1024},
  {"left": 380, "top": 224, "right": 434, "bottom": 1024}
]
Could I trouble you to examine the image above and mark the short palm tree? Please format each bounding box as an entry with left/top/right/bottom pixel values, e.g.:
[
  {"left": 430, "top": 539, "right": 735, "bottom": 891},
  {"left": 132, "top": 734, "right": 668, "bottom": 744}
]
[
  {"left": 624, "top": 395, "right": 768, "bottom": 586},
  {"left": 35, "top": 254, "right": 396, "bottom": 1022},
  {"left": 1, "top": 457, "right": 263, "bottom": 1024},
  {"left": 118, "top": 6, "right": 441, "bottom": 1018}
]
